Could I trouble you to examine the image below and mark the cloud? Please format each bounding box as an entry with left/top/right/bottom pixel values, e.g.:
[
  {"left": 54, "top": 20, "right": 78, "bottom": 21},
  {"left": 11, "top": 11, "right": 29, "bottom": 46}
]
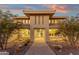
[
  {"left": 43, "top": 4, "right": 68, "bottom": 13},
  {"left": 51, "top": 5, "right": 68, "bottom": 13},
  {"left": 0, "top": 4, "right": 70, "bottom": 15}
]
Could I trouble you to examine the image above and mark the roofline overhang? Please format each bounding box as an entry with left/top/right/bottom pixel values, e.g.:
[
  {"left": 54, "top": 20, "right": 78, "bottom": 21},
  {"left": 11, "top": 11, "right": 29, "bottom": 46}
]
[
  {"left": 13, "top": 16, "right": 29, "bottom": 20},
  {"left": 23, "top": 9, "right": 56, "bottom": 18},
  {"left": 50, "top": 16, "right": 68, "bottom": 20}
]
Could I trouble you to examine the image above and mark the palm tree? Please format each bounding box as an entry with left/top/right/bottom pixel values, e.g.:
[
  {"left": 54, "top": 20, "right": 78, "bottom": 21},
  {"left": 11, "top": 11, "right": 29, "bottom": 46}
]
[{"left": 59, "top": 16, "right": 79, "bottom": 47}]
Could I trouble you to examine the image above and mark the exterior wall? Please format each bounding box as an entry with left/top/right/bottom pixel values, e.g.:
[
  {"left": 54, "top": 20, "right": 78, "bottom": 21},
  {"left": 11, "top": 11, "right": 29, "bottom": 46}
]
[
  {"left": 30, "top": 15, "right": 49, "bottom": 28},
  {"left": 13, "top": 17, "right": 30, "bottom": 25},
  {"left": 49, "top": 18, "right": 66, "bottom": 29},
  {"left": 13, "top": 10, "right": 67, "bottom": 43},
  {"left": 30, "top": 15, "right": 49, "bottom": 42}
]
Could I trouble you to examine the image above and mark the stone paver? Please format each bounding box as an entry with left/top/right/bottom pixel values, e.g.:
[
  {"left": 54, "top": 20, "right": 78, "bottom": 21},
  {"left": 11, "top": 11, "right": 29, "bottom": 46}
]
[{"left": 25, "top": 42, "right": 55, "bottom": 55}]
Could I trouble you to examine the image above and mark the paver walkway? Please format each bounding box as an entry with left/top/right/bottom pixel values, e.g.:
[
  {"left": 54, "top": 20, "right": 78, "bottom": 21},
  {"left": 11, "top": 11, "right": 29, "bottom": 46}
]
[{"left": 25, "top": 38, "right": 55, "bottom": 55}]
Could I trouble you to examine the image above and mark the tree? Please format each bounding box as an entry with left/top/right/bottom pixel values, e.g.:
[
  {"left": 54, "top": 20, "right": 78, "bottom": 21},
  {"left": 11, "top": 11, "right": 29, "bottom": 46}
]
[
  {"left": 0, "top": 9, "right": 17, "bottom": 50},
  {"left": 59, "top": 16, "right": 79, "bottom": 47}
]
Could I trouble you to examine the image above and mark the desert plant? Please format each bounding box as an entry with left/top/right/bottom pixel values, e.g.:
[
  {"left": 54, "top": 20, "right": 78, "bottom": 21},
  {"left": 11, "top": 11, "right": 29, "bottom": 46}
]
[
  {"left": 59, "top": 16, "right": 79, "bottom": 47},
  {"left": 0, "top": 10, "right": 17, "bottom": 50}
]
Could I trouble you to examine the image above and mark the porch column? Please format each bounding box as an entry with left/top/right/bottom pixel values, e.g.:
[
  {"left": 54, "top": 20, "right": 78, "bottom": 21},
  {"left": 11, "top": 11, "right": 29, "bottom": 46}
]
[
  {"left": 45, "top": 28, "right": 49, "bottom": 43},
  {"left": 30, "top": 28, "right": 34, "bottom": 43}
]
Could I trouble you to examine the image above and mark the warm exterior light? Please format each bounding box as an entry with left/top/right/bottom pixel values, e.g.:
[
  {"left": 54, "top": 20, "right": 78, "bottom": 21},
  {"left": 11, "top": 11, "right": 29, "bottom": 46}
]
[
  {"left": 34, "top": 29, "right": 45, "bottom": 44},
  {"left": 7, "top": 29, "right": 30, "bottom": 48},
  {"left": 49, "top": 29, "right": 58, "bottom": 36}
]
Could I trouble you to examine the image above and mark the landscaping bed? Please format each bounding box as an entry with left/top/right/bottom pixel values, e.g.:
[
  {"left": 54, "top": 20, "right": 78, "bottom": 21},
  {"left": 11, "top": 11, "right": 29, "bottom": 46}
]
[
  {"left": 48, "top": 42, "right": 79, "bottom": 55},
  {"left": 6, "top": 40, "right": 32, "bottom": 55}
]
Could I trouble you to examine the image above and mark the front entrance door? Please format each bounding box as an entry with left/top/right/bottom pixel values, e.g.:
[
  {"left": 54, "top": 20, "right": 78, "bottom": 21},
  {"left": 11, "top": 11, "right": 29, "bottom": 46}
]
[{"left": 34, "top": 29, "right": 45, "bottom": 44}]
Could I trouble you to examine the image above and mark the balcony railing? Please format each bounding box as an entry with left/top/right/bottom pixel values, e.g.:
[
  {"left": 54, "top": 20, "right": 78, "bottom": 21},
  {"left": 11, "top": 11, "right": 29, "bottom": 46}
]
[
  {"left": 49, "top": 23, "right": 60, "bottom": 25},
  {"left": 16, "top": 22, "right": 30, "bottom": 29},
  {"left": 49, "top": 23, "right": 60, "bottom": 28}
]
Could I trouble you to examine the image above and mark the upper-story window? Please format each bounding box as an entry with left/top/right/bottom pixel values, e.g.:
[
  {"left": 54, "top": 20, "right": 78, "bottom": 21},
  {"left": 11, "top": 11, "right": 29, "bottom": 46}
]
[
  {"left": 54, "top": 20, "right": 59, "bottom": 24},
  {"left": 49, "top": 19, "right": 59, "bottom": 24},
  {"left": 49, "top": 20, "right": 51, "bottom": 24},
  {"left": 23, "top": 20, "right": 26, "bottom": 24},
  {"left": 22, "top": 19, "right": 30, "bottom": 24},
  {"left": 52, "top": 20, "right": 55, "bottom": 24},
  {"left": 25, "top": 20, "right": 29, "bottom": 24}
]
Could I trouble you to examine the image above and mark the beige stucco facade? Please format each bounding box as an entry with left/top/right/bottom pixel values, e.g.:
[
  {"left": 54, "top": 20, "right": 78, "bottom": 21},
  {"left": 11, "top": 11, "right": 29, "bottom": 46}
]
[{"left": 13, "top": 10, "right": 67, "bottom": 43}]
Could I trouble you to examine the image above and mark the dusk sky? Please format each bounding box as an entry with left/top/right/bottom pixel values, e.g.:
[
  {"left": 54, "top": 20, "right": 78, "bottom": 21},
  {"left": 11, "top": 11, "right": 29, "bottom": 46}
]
[{"left": 0, "top": 4, "right": 79, "bottom": 16}]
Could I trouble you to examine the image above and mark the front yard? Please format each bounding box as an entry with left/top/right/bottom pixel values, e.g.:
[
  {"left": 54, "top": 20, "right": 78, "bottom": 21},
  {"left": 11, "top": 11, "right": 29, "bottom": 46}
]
[{"left": 48, "top": 36, "right": 79, "bottom": 55}]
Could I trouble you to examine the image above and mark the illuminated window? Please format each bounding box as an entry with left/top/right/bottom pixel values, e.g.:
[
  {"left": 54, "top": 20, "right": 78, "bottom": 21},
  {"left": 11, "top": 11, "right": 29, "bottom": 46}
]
[
  {"left": 49, "top": 20, "right": 51, "bottom": 23},
  {"left": 26, "top": 20, "right": 28, "bottom": 24},
  {"left": 52, "top": 20, "right": 55, "bottom": 24},
  {"left": 54, "top": 20, "right": 59, "bottom": 24},
  {"left": 35, "top": 29, "right": 45, "bottom": 38},
  {"left": 23, "top": 20, "right": 26, "bottom": 24},
  {"left": 49, "top": 29, "right": 58, "bottom": 36},
  {"left": 20, "top": 29, "right": 30, "bottom": 38}
]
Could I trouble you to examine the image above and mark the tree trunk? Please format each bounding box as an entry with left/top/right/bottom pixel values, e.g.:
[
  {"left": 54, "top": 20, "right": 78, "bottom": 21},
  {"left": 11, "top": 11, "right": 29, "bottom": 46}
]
[
  {"left": 4, "top": 34, "right": 9, "bottom": 50},
  {"left": 0, "top": 41, "right": 3, "bottom": 50},
  {"left": 0, "top": 34, "right": 4, "bottom": 50},
  {"left": 68, "top": 36, "right": 75, "bottom": 47}
]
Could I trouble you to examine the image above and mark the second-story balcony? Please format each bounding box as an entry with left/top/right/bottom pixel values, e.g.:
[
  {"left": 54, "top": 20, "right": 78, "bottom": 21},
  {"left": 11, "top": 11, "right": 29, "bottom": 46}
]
[
  {"left": 16, "top": 22, "right": 30, "bottom": 29},
  {"left": 49, "top": 23, "right": 60, "bottom": 28}
]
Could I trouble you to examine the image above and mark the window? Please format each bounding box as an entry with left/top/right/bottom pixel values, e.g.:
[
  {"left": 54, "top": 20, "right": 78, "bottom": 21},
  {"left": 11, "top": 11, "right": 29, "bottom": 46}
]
[
  {"left": 25, "top": 20, "right": 28, "bottom": 24},
  {"left": 55, "top": 20, "right": 59, "bottom": 24},
  {"left": 49, "top": 20, "right": 51, "bottom": 24},
  {"left": 49, "top": 29, "right": 58, "bottom": 36},
  {"left": 23, "top": 20, "right": 26, "bottom": 24},
  {"left": 52, "top": 20, "right": 55, "bottom": 24}
]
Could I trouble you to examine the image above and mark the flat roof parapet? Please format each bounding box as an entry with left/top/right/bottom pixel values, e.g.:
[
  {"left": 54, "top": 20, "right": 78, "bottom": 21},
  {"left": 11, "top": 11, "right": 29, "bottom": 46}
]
[
  {"left": 51, "top": 16, "right": 68, "bottom": 19},
  {"left": 13, "top": 16, "right": 29, "bottom": 19},
  {"left": 23, "top": 9, "right": 56, "bottom": 15}
]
